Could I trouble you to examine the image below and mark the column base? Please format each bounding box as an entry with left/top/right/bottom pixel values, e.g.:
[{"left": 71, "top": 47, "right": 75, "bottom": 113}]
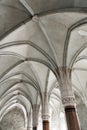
[{"left": 65, "top": 105, "right": 80, "bottom": 130}]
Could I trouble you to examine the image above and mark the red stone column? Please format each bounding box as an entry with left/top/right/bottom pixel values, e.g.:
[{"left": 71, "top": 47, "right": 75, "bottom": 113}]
[
  {"left": 33, "top": 126, "right": 37, "bottom": 130},
  {"left": 65, "top": 105, "right": 80, "bottom": 130},
  {"left": 43, "top": 120, "right": 49, "bottom": 130}
]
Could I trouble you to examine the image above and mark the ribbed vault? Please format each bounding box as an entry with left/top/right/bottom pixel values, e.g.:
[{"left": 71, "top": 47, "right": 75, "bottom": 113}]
[{"left": 0, "top": 0, "right": 87, "bottom": 130}]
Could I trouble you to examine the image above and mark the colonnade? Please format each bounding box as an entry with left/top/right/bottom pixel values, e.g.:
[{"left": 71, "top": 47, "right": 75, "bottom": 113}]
[
  {"left": 29, "top": 68, "right": 81, "bottom": 130},
  {"left": 28, "top": 93, "right": 80, "bottom": 130}
]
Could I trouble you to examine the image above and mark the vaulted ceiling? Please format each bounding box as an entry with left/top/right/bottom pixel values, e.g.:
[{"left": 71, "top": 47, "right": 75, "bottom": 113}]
[{"left": 0, "top": 0, "right": 87, "bottom": 129}]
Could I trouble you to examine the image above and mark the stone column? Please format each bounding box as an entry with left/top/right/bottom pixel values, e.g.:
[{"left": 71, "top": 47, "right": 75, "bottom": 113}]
[
  {"left": 27, "top": 110, "right": 32, "bottom": 130},
  {"left": 33, "top": 127, "right": 37, "bottom": 130},
  {"left": 43, "top": 120, "right": 49, "bottom": 130},
  {"left": 42, "top": 92, "right": 50, "bottom": 130},
  {"left": 32, "top": 104, "right": 40, "bottom": 130},
  {"left": 60, "top": 67, "right": 81, "bottom": 130},
  {"left": 62, "top": 96, "right": 80, "bottom": 130}
]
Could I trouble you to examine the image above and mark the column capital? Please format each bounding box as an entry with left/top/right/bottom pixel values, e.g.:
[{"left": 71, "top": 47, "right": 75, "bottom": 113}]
[
  {"left": 42, "top": 114, "right": 50, "bottom": 121},
  {"left": 62, "top": 96, "right": 76, "bottom": 107}
]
